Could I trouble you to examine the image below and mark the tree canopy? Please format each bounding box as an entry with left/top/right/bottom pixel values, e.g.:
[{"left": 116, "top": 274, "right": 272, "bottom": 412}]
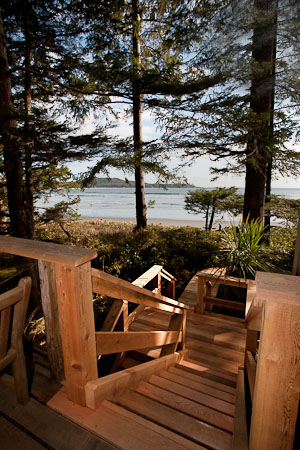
[
  {"left": 0, "top": 0, "right": 299, "bottom": 236},
  {"left": 185, "top": 187, "right": 238, "bottom": 231}
]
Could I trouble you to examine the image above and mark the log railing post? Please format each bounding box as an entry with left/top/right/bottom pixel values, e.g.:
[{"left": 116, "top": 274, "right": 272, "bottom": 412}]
[
  {"left": 157, "top": 272, "right": 162, "bottom": 294},
  {"left": 38, "top": 260, "right": 64, "bottom": 381},
  {"left": 160, "top": 312, "right": 184, "bottom": 357},
  {"left": 292, "top": 206, "right": 300, "bottom": 275},
  {"left": 0, "top": 236, "right": 98, "bottom": 407},
  {"left": 167, "top": 279, "right": 175, "bottom": 299},
  {"left": 249, "top": 272, "right": 300, "bottom": 450},
  {"left": 55, "top": 261, "right": 98, "bottom": 406},
  {"left": 195, "top": 275, "right": 205, "bottom": 314}
]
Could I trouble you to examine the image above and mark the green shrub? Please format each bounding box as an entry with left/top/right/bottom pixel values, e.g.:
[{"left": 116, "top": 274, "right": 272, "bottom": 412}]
[{"left": 215, "top": 217, "right": 269, "bottom": 279}]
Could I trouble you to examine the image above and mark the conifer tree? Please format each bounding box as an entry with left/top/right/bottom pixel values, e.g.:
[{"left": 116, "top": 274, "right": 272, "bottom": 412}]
[
  {"left": 156, "top": 0, "right": 300, "bottom": 222},
  {"left": 0, "top": 0, "right": 109, "bottom": 236}
]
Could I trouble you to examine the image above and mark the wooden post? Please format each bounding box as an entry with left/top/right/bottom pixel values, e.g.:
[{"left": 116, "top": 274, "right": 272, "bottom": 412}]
[
  {"left": 292, "top": 207, "right": 300, "bottom": 275},
  {"left": 157, "top": 272, "right": 161, "bottom": 294},
  {"left": 11, "top": 277, "right": 32, "bottom": 404},
  {"left": 0, "top": 236, "right": 98, "bottom": 406},
  {"left": 38, "top": 260, "right": 64, "bottom": 381},
  {"left": 249, "top": 273, "right": 300, "bottom": 450},
  {"left": 55, "top": 262, "right": 98, "bottom": 406},
  {"left": 245, "top": 329, "right": 259, "bottom": 354},
  {"left": 205, "top": 281, "right": 213, "bottom": 312},
  {"left": 160, "top": 312, "right": 183, "bottom": 357},
  {"left": 168, "top": 279, "right": 175, "bottom": 299},
  {"left": 109, "top": 300, "right": 128, "bottom": 373},
  {"left": 195, "top": 275, "right": 205, "bottom": 314},
  {"left": 177, "top": 309, "right": 186, "bottom": 353}
]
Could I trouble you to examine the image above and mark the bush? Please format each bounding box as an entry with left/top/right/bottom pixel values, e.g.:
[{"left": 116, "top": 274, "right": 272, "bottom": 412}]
[
  {"left": 215, "top": 218, "right": 269, "bottom": 279},
  {"left": 35, "top": 220, "right": 221, "bottom": 296}
]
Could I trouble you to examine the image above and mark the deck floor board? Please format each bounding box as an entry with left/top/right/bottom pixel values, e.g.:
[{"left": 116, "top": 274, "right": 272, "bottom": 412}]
[{"left": 1, "top": 272, "right": 248, "bottom": 450}]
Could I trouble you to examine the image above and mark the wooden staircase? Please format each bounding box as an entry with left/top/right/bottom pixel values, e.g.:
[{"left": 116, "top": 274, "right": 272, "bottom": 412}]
[
  {"left": 48, "top": 310, "right": 246, "bottom": 450},
  {"left": 2, "top": 238, "right": 300, "bottom": 449}
]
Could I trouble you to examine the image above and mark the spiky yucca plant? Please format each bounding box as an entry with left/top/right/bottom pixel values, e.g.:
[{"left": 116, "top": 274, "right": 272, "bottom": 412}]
[{"left": 219, "top": 217, "right": 268, "bottom": 279}]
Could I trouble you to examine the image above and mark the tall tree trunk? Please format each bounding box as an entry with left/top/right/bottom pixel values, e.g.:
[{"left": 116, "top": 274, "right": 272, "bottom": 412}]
[
  {"left": 205, "top": 209, "right": 209, "bottom": 231},
  {"left": 132, "top": 0, "right": 147, "bottom": 230},
  {"left": 0, "top": 11, "right": 30, "bottom": 238},
  {"left": 264, "top": 10, "right": 277, "bottom": 231},
  {"left": 264, "top": 160, "right": 272, "bottom": 229},
  {"left": 243, "top": 0, "right": 278, "bottom": 222},
  {"left": 23, "top": 6, "right": 34, "bottom": 239},
  {"left": 208, "top": 204, "right": 215, "bottom": 231}
]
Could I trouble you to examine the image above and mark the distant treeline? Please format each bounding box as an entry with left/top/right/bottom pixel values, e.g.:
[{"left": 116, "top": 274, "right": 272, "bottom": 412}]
[{"left": 89, "top": 177, "right": 195, "bottom": 188}]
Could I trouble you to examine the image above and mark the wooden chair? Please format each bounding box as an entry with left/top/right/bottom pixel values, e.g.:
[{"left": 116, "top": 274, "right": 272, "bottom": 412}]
[{"left": 0, "top": 276, "right": 32, "bottom": 404}]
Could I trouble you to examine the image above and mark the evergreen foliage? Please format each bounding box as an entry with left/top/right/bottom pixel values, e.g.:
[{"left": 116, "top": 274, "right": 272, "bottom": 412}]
[{"left": 185, "top": 187, "right": 238, "bottom": 231}]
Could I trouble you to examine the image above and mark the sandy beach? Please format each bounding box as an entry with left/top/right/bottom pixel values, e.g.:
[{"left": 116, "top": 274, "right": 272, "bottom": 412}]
[{"left": 80, "top": 216, "right": 233, "bottom": 228}]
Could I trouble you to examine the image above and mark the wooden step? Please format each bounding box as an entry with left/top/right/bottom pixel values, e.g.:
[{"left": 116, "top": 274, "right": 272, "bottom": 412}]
[
  {"left": 187, "top": 312, "right": 246, "bottom": 331},
  {"left": 47, "top": 387, "right": 201, "bottom": 450},
  {"left": 186, "top": 326, "right": 245, "bottom": 353},
  {"left": 171, "top": 365, "right": 236, "bottom": 395},
  {"left": 136, "top": 379, "right": 234, "bottom": 433},
  {"left": 0, "top": 380, "right": 117, "bottom": 450},
  {"left": 177, "top": 360, "right": 237, "bottom": 388},
  {"left": 204, "top": 311, "right": 246, "bottom": 325},
  {"left": 166, "top": 366, "right": 236, "bottom": 401},
  {"left": 183, "top": 356, "right": 238, "bottom": 383},
  {"left": 152, "top": 372, "right": 235, "bottom": 416},
  {"left": 100, "top": 400, "right": 202, "bottom": 450},
  {"left": 187, "top": 315, "right": 245, "bottom": 334},
  {"left": 187, "top": 349, "right": 241, "bottom": 375},
  {"left": 0, "top": 415, "right": 46, "bottom": 450},
  {"left": 186, "top": 338, "right": 245, "bottom": 364},
  {"left": 116, "top": 390, "right": 232, "bottom": 450}
]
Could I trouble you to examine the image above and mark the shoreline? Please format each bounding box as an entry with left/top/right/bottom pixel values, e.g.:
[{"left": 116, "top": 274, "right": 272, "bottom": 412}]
[{"left": 79, "top": 216, "right": 233, "bottom": 228}]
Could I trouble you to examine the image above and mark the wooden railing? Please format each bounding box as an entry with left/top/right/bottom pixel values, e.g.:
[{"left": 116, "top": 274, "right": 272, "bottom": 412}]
[
  {"left": 88, "top": 266, "right": 188, "bottom": 407},
  {"left": 91, "top": 265, "right": 182, "bottom": 373},
  {"left": 0, "top": 236, "right": 186, "bottom": 409},
  {"left": 243, "top": 271, "right": 300, "bottom": 450},
  {"left": 195, "top": 267, "right": 255, "bottom": 315}
]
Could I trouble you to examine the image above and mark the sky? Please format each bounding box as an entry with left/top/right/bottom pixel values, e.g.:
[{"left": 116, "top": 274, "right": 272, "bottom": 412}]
[{"left": 67, "top": 110, "right": 300, "bottom": 189}]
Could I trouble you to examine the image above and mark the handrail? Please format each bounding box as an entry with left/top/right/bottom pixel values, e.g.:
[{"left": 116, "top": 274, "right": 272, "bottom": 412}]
[
  {"left": 195, "top": 268, "right": 252, "bottom": 314},
  {"left": 93, "top": 265, "right": 186, "bottom": 377},
  {"left": 99, "top": 265, "right": 168, "bottom": 332},
  {"left": 95, "top": 330, "right": 182, "bottom": 355},
  {"left": 197, "top": 268, "right": 248, "bottom": 288},
  {"left": 0, "top": 235, "right": 97, "bottom": 267},
  {"left": 161, "top": 267, "right": 176, "bottom": 282},
  {"left": 245, "top": 351, "right": 256, "bottom": 402},
  {"left": 232, "top": 368, "right": 248, "bottom": 450},
  {"left": 92, "top": 268, "right": 189, "bottom": 313},
  {"left": 243, "top": 272, "right": 300, "bottom": 449},
  {"left": 131, "top": 264, "right": 163, "bottom": 288},
  {"left": 245, "top": 281, "right": 262, "bottom": 332}
]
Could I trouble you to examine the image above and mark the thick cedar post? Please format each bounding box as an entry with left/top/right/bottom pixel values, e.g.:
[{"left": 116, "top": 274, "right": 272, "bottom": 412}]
[
  {"left": 245, "top": 329, "right": 259, "bottom": 354},
  {"left": 55, "top": 261, "right": 97, "bottom": 406},
  {"left": 205, "top": 281, "right": 213, "bottom": 312},
  {"left": 160, "top": 312, "right": 183, "bottom": 357},
  {"left": 11, "top": 277, "right": 32, "bottom": 404},
  {"left": 168, "top": 279, "right": 175, "bottom": 299},
  {"left": 249, "top": 273, "right": 300, "bottom": 450},
  {"left": 157, "top": 272, "right": 161, "bottom": 294},
  {"left": 195, "top": 275, "right": 205, "bottom": 314},
  {"left": 292, "top": 207, "right": 300, "bottom": 275},
  {"left": 38, "top": 260, "right": 64, "bottom": 381}
]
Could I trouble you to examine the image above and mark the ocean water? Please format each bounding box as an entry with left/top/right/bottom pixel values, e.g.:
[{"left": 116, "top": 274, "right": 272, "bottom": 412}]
[{"left": 35, "top": 187, "right": 300, "bottom": 223}]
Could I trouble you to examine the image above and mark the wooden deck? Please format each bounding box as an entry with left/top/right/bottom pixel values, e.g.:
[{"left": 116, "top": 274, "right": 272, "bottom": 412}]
[
  {"left": 46, "top": 274, "right": 247, "bottom": 450},
  {"left": 0, "top": 366, "right": 117, "bottom": 450}
]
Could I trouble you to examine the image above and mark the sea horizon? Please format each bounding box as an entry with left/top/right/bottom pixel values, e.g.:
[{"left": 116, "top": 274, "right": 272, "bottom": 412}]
[{"left": 35, "top": 185, "right": 300, "bottom": 226}]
